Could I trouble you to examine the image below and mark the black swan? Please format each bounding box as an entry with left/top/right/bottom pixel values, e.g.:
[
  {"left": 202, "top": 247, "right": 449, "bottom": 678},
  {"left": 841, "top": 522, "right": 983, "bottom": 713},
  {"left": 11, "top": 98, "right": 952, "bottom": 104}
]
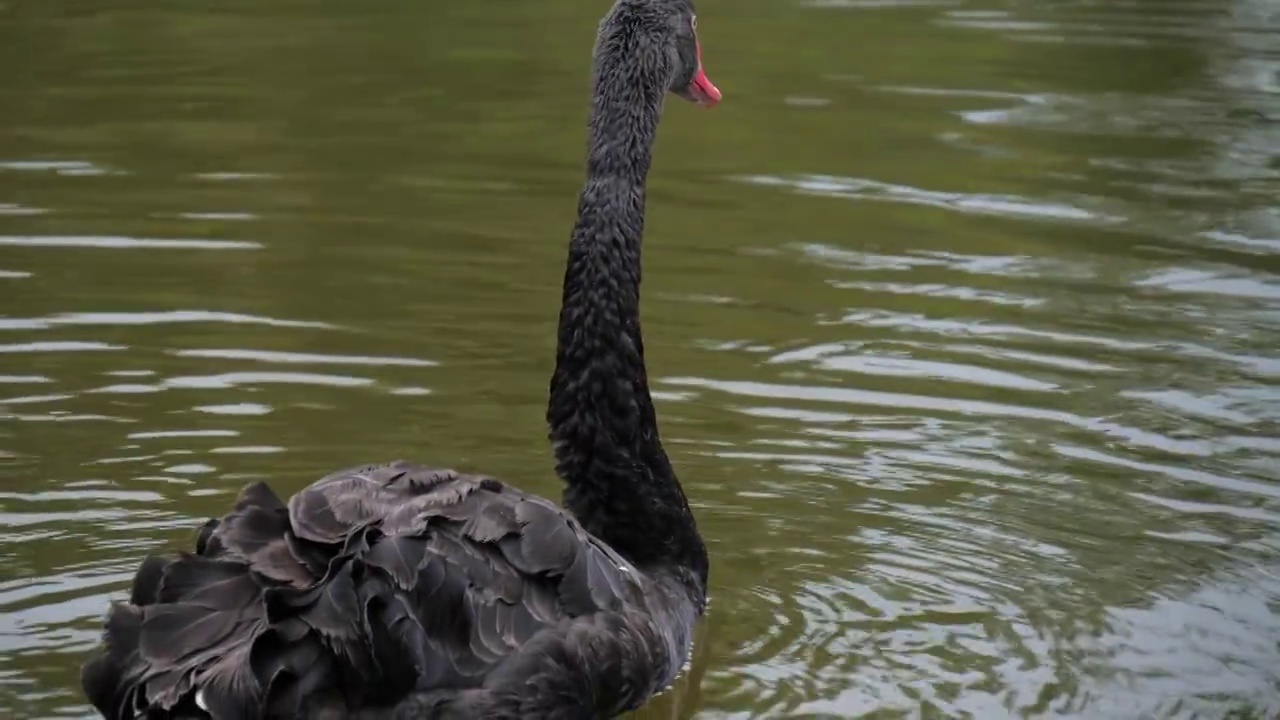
[{"left": 79, "top": 0, "right": 721, "bottom": 718}]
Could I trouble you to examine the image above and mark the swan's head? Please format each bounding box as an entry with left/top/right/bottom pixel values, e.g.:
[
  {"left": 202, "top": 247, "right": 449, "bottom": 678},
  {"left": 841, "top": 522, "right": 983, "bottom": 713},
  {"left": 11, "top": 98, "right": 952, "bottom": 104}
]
[{"left": 598, "top": 0, "right": 722, "bottom": 108}]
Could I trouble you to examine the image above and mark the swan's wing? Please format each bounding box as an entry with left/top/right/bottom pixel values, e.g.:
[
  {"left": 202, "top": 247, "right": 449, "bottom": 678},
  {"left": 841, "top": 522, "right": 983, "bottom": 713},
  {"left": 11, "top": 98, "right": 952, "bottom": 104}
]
[
  {"left": 282, "top": 460, "right": 642, "bottom": 614},
  {"left": 266, "top": 462, "right": 647, "bottom": 688},
  {"left": 82, "top": 461, "right": 648, "bottom": 719}
]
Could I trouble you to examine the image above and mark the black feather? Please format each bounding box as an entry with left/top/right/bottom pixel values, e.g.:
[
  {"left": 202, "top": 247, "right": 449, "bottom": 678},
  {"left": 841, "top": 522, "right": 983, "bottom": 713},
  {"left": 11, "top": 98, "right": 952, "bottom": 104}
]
[
  {"left": 129, "top": 555, "right": 171, "bottom": 605},
  {"left": 297, "top": 561, "right": 361, "bottom": 643},
  {"left": 139, "top": 604, "right": 239, "bottom": 665},
  {"left": 195, "top": 518, "right": 220, "bottom": 556},
  {"left": 365, "top": 535, "right": 429, "bottom": 590},
  {"left": 156, "top": 555, "right": 258, "bottom": 608}
]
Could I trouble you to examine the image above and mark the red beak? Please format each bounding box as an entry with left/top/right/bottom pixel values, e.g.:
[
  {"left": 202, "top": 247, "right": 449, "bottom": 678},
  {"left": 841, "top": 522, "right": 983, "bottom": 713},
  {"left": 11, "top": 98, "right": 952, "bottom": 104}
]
[{"left": 687, "top": 41, "right": 721, "bottom": 107}]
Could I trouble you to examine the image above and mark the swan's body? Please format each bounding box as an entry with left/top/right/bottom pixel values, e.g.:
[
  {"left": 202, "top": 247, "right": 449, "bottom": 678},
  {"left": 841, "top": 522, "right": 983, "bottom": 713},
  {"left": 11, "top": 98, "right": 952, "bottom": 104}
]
[
  {"left": 80, "top": 0, "right": 721, "bottom": 718},
  {"left": 82, "top": 464, "right": 700, "bottom": 718}
]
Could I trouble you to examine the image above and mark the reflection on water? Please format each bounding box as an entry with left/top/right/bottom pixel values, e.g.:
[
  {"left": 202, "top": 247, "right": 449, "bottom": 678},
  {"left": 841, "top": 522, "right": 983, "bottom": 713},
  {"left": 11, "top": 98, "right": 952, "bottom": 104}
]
[{"left": 2, "top": 0, "right": 1279, "bottom": 717}]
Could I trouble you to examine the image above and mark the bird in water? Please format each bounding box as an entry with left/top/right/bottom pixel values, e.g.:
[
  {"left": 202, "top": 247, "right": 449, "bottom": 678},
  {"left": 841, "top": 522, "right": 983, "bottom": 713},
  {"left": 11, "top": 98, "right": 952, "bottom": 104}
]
[{"left": 79, "top": 0, "right": 722, "bottom": 717}]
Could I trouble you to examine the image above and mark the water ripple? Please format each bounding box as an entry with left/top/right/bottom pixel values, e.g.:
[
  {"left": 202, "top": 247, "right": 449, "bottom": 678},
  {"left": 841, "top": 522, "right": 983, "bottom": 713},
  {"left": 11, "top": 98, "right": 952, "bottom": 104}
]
[
  {"left": 171, "top": 348, "right": 436, "bottom": 366},
  {"left": 0, "top": 341, "right": 124, "bottom": 354},
  {"left": 0, "top": 311, "right": 334, "bottom": 331},
  {"left": 0, "top": 236, "right": 260, "bottom": 250},
  {"left": 739, "top": 174, "right": 1114, "bottom": 223},
  {"left": 160, "top": 372, "right": 374, "bottom": 390},
  {"left": 665, "top": 376, "right": 1219, "bottom": 457}
]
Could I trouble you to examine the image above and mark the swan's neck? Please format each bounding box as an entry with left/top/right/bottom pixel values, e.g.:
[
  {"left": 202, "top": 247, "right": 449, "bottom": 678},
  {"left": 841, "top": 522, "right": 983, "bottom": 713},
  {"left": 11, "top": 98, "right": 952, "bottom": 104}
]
[{"left": 547, "top": 62, "right": 707, "bottom": 589}]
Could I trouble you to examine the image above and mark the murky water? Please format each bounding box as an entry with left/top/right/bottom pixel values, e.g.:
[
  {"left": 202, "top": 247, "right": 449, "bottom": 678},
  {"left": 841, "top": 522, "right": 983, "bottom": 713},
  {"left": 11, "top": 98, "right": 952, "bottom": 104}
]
[{"left": 3, "top": 0, "right": 1279, "bottom": 717}]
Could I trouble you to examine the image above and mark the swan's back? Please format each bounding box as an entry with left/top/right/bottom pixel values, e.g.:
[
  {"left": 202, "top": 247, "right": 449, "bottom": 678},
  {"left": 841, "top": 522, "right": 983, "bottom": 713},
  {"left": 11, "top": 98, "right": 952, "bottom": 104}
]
[{"left": 80, "top": 462, "right": 699, "bottom": 719}]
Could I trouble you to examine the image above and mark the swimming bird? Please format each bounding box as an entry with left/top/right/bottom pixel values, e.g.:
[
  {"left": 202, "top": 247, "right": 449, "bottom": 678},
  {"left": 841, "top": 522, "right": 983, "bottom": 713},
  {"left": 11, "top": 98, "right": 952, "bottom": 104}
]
[{"left": 79, "top": 0, "right": 721, "bottom": 717}]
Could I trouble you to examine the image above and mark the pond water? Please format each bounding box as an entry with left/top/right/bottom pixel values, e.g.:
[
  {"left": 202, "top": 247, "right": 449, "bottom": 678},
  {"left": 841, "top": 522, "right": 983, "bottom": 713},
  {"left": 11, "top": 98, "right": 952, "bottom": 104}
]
[{"left": 2, "top": 0, "right": 1278, "bottom": 717}]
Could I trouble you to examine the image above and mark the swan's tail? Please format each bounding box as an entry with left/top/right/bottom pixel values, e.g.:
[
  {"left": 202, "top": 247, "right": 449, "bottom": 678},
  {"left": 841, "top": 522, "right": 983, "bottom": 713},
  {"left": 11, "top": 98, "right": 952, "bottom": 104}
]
[
  {"left": 79, "top": 552, "right": 267, "bottom": 718},
  {"left": 80, "top": 483, "right": 338, "bottom": 719}
]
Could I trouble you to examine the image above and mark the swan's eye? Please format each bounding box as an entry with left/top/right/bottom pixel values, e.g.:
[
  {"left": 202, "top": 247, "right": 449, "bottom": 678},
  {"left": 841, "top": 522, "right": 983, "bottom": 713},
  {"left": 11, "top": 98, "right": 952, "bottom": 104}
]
[{"left": 691, "top": 15, "right": 697, "bottom": 32}]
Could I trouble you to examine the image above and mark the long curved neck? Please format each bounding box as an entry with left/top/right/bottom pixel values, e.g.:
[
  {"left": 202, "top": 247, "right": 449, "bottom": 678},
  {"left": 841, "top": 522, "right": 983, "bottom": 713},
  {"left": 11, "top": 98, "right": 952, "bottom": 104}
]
[{"left": 546, "top": 42, "right": 707, "bottom": 587}]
